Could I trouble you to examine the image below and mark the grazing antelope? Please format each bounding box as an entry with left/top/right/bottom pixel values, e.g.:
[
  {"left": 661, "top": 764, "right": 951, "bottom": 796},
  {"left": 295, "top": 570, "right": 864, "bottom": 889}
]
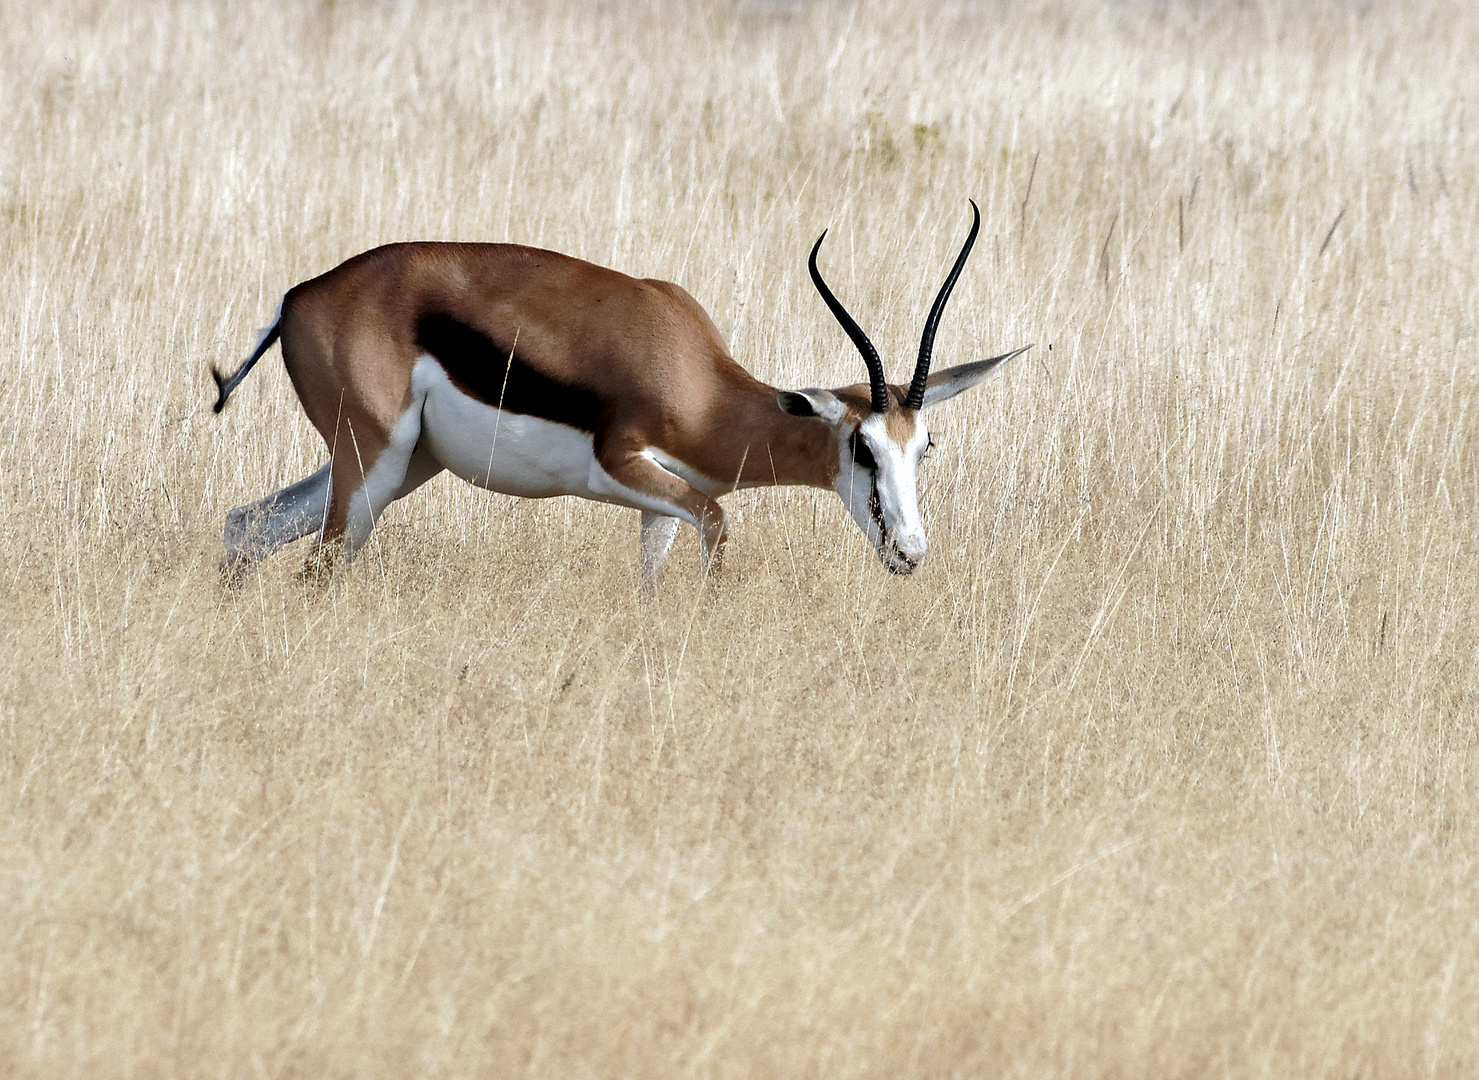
[{"left": 211, "top": 201, "right": 1028, "bottom": 586}]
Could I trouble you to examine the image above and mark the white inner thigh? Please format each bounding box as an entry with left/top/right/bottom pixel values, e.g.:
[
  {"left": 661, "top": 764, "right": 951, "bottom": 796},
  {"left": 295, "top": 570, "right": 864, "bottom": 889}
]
[{"left": 345, "top": 402, "right": 424, "bottom": 552}]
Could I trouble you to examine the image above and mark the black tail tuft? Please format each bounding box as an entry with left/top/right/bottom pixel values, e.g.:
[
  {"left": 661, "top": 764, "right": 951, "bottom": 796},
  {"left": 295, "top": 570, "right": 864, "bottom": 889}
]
[{"left": 211, "top": 314, "right": 282, "bottom": 414}]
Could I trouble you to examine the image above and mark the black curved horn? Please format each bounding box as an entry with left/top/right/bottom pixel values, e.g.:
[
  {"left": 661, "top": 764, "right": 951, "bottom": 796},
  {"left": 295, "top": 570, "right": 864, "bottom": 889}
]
[
  {"left": 906, "top": 200, "right": 981, "bottom": 411},
  {"left": 809, "top": 230, "right": 890, "bottom": 414}
]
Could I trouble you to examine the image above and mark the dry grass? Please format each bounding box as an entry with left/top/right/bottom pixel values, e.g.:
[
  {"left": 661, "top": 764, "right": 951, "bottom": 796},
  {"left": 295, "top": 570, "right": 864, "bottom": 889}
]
[{"left": 3, "top": 0, "right": 1478, "bottom": 1075}]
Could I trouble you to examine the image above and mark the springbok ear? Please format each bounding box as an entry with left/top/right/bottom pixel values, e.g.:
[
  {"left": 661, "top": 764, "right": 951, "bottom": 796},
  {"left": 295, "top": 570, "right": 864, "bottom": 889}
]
[
  {"left": 920, "top": 345, "right": 1033, "bottom": 409},
  {"left": 778, "top": 388, "right": 848, "bottom": 426}
]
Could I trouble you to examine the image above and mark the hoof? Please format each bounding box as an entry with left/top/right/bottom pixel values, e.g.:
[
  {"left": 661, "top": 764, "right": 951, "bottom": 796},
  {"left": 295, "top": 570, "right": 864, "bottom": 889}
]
[{"left": 218, "top": 550, "right": 256, "bottom": 589}]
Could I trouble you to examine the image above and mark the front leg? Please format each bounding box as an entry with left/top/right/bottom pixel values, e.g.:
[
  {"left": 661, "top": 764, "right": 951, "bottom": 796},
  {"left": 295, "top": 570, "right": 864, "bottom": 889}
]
[
  {"left": 591, "top": 440, "right": 727, "bottom": 579},
  {"left": 639, "top": 512, "right": 681, "bottom": 589}
]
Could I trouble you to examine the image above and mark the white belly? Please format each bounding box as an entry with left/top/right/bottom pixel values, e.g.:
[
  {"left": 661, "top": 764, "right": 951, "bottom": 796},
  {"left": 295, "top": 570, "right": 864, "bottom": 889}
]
[{"left": 413, "top": 357, "right": 600, "bottom": 499}]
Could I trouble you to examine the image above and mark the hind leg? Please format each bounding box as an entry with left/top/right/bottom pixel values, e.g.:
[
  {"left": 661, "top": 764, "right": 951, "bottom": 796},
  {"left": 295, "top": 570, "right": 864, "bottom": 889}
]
[
  {"left": 396, "top": 441, "right": 443, "bottom": 500},
  {"left": 222, "top": 463, "right": 332, "bottom": 583},
  {"left": 306, "top": 404, "right": 428, "bottom": 578}
]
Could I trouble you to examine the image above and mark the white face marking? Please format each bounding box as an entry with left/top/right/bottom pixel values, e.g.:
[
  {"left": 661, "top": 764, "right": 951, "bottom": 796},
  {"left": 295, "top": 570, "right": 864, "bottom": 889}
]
[{"left": 833, "top": 411, "right": 931, "bottom": 574}]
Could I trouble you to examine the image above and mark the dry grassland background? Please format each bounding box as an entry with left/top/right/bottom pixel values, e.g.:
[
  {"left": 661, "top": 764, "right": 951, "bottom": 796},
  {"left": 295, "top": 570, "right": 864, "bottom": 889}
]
[{"left": 3, "top": 0, "right": 1478, "bottom": 1075}]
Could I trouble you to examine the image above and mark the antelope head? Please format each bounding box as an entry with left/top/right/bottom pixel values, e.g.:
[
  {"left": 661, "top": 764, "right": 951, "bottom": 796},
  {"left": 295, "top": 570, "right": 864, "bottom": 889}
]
[{"left": 779, "top": 201, "right": 1030, "bottom": 575}]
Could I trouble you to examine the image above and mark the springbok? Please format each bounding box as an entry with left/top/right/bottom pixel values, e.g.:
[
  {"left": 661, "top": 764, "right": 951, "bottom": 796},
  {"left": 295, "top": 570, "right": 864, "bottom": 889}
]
[{"left": 211, "top": 201, "right": 1028, "bottom": 586}]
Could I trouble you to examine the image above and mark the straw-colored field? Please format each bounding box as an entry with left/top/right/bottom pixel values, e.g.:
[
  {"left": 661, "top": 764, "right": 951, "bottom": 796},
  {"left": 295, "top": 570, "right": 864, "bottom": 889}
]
[{"left": 3, "top": 0, "right": 1476, "bottom": 1075}]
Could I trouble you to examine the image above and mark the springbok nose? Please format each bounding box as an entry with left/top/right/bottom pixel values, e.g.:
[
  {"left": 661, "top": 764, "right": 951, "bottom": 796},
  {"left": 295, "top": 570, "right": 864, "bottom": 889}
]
[{"left": 895, "top": 530, "right": 927, "bottom": 565}]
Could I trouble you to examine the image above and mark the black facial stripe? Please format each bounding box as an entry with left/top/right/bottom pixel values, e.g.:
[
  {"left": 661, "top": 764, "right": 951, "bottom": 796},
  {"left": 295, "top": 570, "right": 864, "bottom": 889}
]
[
  {"left": 848, "top": 429, "right": 878, "bottom": 472},
  {"left": 868, "top": 479, "right": 886, "bottom": 536},
  {"left": 415, "top": 314, "right": 600, "bottom": 432},
  {"left": 867, "top": 481, "right": 915, "bottom": 571},
  {"left": 847, "top": 430, "right": 891, "bottom": 543}
]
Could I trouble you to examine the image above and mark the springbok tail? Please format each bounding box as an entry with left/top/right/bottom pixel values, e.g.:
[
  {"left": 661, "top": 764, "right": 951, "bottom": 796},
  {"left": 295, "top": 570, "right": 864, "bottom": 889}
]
[{"left": 212, "top": 301, "right": 284, "bottom": 413}]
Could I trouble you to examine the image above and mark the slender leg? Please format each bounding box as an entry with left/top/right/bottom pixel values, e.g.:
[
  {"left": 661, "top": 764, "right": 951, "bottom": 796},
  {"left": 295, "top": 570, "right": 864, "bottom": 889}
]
[
  {"left": 310, "top": 404, "right": 426, "bottom": 577},
  {"left": 592, "top": 442, "right": 727, "bottom": 575},
  {"left": 221, "top": 463, "right": 332, "bottom": 583},
  {"left": 396, "top": 442, "right": 443, "bottom": 499},
  {"left": 639, "top": 511, "right": 681, "bottom": 590}
]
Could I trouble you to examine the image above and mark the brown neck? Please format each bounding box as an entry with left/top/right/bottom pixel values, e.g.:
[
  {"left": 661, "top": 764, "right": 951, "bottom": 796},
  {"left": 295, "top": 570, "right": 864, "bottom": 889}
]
[
  {"left": 682, "top": 374, "right": 839, "bottom": 491},
  {"left": 740, "top": 385, "right": 839, "bottom": 489}
]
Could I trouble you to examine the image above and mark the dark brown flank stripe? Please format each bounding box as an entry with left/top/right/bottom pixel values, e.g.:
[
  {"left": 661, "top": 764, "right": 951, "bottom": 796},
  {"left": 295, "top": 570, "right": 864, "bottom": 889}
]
[{"left": 414, "top": 314, "right": 601, "bottom": 432}]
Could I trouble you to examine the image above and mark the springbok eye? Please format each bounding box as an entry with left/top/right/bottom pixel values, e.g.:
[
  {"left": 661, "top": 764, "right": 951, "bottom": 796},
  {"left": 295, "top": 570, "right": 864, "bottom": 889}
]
[
  {"left": 848, "top": 430, "right": 877, "bottom": 472},
  {"left": 923, "top": 435, "right": 936, "bottom": 459}
]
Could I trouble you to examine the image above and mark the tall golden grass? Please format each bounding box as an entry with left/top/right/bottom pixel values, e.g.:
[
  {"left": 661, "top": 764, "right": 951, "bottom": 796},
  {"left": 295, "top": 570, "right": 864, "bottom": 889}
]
[{"left": 2, "top": 0, "right": 1476, "bottom": 1075}]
